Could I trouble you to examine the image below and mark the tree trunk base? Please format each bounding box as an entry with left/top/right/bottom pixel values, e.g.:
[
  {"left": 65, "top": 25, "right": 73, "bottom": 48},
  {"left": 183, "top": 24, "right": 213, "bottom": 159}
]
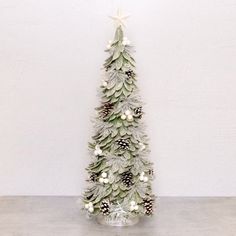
[{"left": 96, "top": 214, "right": 139, "bottom": 227}]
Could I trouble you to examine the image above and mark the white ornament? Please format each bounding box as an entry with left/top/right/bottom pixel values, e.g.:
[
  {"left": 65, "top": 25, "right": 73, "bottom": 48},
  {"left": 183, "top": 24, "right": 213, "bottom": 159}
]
[
  {"left": 88, "top": 207, "right": 94, "bottom": 213},
  {"left": 127, "top": 114, "right": 133, "bottom": 121},
  {"left": 102, "top": 81, "right": 108, "bottom": 87},
  {"left": 97, "top": 149, "right": 102, "bottom": 155},
  {"left": 130, "top": 205, "right": 135, "bottom": 211},
  {"left": 139, "top": 175, "right": 144, "bottom": 181},
  {"left": 140, "top": 172, "right": 149, "bottom": 182},
  {"left": 123, "top": 40, "right": 130, "bottom": 46},
  {"left": 88, "top": 202, "right": 93, "bottom": 207},
  {"left": 101, "top": 172, "right": 107, "bottom": 178},
  {"left": 99, "top": 178, "right": 104, "bottom": 183},
  {"left": 103, "top": 178, "right": 109, "bottom": 184},
  {"left": 143, "top": 176, "right": 149, "bottom": 182},
  {"left": 130, "top": 200, "right": 136, "bottom": 206},
  {"left": 130, "top": 200, "right": 138, "bottom": 211},
  {"left": 85, "top": 204, "right": 89, "bottom": 209},
  {"left": 139, "top": 143, "right": 146, "bottom": 151},
  {"left": 125, "top": 110, "right": 131, "bottom": 116},
  {"left": 121, "top": 114, "right": 127, "bottom": 120},
  {"left": 94, "top": 149, "right": 102, "bottom": 156},
  {"left": 94, "top": 145, "right": 102, "bottom": 155},
  {"left": 122, "top": 37, "right": 131, "bottom": 46}
]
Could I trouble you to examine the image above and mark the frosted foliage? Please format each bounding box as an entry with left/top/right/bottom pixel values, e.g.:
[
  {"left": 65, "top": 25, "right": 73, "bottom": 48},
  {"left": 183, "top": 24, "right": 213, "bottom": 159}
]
[{"left": 82, "top": 26, "right": 155, "bottom": 219}]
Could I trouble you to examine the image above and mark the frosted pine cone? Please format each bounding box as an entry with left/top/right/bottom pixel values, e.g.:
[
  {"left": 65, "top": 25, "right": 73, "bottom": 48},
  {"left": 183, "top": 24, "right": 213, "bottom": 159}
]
[
  {"left": 89, "top": 173, "right": 99, "bottom": 182},
  {"left": 134, "top": 107, "right": 143, "bottom": 118},
  {"left": 143, "top": 198, "right": 154, "bottom": 215},
  {"left": 99, "top": 103, "right": 114, "bottom": 118},
  {"left": 100, "top": 201, "right": 110, "bottom": 215},
  {"left": 125, "top": 69, "right": 135, "bottom": 79},
  {"left": 121, "top": 171, "right": 134, "bottom": 187},
  {"left": 116, "top": 139, "right": 129, "bottom": 149}
]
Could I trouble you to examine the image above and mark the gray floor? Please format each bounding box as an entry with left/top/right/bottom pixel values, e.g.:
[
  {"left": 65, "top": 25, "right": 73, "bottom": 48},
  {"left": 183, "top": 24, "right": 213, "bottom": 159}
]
[{"left": 0, "top": 197, "right": 235, "bottom": 236}]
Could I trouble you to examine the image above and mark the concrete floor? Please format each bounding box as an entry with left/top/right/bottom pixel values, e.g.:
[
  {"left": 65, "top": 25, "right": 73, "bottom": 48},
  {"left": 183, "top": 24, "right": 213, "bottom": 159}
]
[{"left": 0, "top": 197, "right": 235, "bottom": 236}]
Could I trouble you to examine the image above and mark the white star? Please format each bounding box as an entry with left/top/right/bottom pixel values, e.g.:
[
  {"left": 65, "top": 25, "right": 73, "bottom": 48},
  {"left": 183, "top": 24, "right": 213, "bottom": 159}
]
[{"left": 109, "top": 9, "right": 130, "bottom": 27}]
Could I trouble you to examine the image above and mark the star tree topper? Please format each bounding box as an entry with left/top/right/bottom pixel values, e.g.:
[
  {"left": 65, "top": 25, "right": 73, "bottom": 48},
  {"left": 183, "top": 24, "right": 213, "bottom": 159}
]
[{"left": 109, "top": 9, "right": 130, "bottom": 27}]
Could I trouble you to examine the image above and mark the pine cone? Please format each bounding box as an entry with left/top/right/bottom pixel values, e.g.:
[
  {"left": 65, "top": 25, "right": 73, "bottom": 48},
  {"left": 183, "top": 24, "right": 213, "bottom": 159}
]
[
  {"left": 121, "top": 171, "right": 134, "bottom": 187},
  {"left": 148, "top": 169, "right": 154, "bottom": 176},
  {"left": 143, "top": 198, "right": 154, "bottom": 215},
  {"left": 99, "top": 103, "right": 114, "bottom": 118},
  {"left": 125, "top": 69, "right": 135, "bottom": 79},
  {"left": 100, "top": 201, "right": 110, "bottom": 215},
  {"left": 116, "top": 139, "right": 129, "bottom": 149},
  {"left": 89, "top": 173, "right": 99, "bottom": 182},
  {"left": 134, "top": 107, "right": 143, "bottom": 118}
]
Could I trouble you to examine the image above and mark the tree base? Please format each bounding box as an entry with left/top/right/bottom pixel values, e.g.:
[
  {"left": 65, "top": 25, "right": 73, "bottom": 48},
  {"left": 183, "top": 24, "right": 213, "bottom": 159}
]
[{"left": 96, "top": 214, "right": 139, "bottom": 227}]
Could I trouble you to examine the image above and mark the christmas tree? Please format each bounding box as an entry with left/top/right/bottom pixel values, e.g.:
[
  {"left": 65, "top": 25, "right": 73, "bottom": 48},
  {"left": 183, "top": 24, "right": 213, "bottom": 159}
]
[{"left": 82, "top": 12, "right": 155, "bottom": 225}]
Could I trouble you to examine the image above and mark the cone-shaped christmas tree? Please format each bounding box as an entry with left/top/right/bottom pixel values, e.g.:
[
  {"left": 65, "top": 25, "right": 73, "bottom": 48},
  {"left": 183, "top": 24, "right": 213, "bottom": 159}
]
[{"left": 82, "top": 18, "right": 156, "bottom": 226}]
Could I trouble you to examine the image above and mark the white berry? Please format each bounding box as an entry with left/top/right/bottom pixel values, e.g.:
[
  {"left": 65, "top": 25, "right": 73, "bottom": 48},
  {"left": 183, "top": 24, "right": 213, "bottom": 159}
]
[
  {"left": 143, "top": 176, "right": 149, "bottom": 182},
  {"left": 139, "top": 175, "right": 144, "bottom": 181},
  {"left": 106, "top": 44, "right": 111, "bottom": 49},
  {"left": 127, "top": 114, "right": 133, "bottom": 121},
  {"left": 122, "top": 37, "right": 131, "bottom": 46},
  {"left": 102, "top": 81, "right": 108, "bottom": 87},
  {"left": 130, "top": 201, "right": 136, "bottom": 206},
  {"left": 88, "top": 207, "right": 94, "bottom": 213},
  {"left": 103, "top": 178, "right": 109, "bottom": 184},
  {"left": 121, "top": 114, "right": 127, "bottom": 120},
  {"left": 139, "top": 143, "right": 146, "bottom": 151},
  {"left": 88, "top": 202, "right": 93, "bottom": 207},
  {"left": 101, "top": 172, "right": 107, "bottom": 178},
  {"left": 85, "top": 204, "right": 89, "bottom": 209},
  {"left": 125, "top": 110, "right": 131, "bottom": 116},
  {"left": 130, "top": 205, "right": 135, "bottom": 211},
  {"left": 99, "top": 178, "right": 104, "bottom": 183},
  {"left": 94, "top": 150, "right": 98, "bottom": 155},
  {"left": 97, "top": 149, "right": 102, "bottom": 155},
  {"left": 134, "top": 205, "right": 139, "bottom": 210}
]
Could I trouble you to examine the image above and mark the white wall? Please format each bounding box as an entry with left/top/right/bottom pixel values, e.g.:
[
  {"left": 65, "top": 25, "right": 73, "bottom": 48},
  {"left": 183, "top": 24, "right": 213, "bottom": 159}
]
[{"left": 0, "top": 0, "right": 236, "bottom": 196}]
